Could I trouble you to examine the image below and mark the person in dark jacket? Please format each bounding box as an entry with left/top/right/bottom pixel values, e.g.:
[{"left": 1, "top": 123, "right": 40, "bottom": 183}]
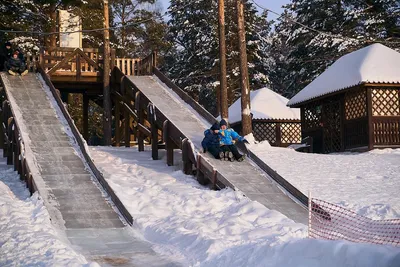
[
  {"left": 219, "top": 119, "right": 248, "bottom": 162},
  {"left": 5, "top": 51, "right": 28, "bottom": 76},
  {"left": 14, "top": 49, "right": 25, "bottom": 64},
  {"left": 0, "top": 42, "right": 13, "bottom": 71},
  {"left": 201, "top": 122, "right": 224, "bottom": 160}
]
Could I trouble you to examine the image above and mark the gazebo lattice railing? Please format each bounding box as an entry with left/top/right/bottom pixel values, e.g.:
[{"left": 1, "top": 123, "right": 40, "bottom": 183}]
[{"left": 231, "top": 119, "right": 301, "bottom": 147}]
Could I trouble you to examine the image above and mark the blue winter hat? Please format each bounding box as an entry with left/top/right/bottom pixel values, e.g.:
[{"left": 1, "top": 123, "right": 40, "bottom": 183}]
[
  {"left": 220, "top": 119, "right": 228, "bottom": 127},
  {"left": 211, "top": 122, "right": 220, "bottom": 131}
]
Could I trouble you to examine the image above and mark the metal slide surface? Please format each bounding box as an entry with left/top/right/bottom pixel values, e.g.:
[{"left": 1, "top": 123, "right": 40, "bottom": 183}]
[
  {"left": 1, "top": 73, "right": 180, "bottom": 266},
  {"left": 128, "top": 75, "right": 308, "bottom": 224}
]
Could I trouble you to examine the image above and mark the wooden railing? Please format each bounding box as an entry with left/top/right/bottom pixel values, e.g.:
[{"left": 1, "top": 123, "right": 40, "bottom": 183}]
[
  {"left": 115, "top": 58, "right": 141, "bottom": 76},
  {"left": 372, "top": 116, "right": 400, "bottom": 146},
  {"left": 21, "top": 48, "right": 141, "bottom": 79},
  {"left": 1, "top": 100, "right": 36, "bottom": 193}
]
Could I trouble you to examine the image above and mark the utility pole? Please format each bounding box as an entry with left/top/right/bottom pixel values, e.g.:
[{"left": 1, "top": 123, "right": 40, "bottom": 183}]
[
  {"left": 218, "top": 0, "right": 228, "bottom": 121},
  {"left": 237, "top": 0, "right": 252, "bottom": 136},
  {"left": 103, "top": 0, "right": 112, "bottom": 145}
]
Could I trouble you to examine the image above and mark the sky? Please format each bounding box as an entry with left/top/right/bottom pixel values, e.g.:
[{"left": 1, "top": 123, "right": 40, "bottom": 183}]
[{"left": 158, "top": 0, "right": 291, "bottom": 19}]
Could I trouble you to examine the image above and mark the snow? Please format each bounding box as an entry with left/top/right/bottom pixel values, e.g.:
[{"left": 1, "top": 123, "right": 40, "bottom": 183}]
[
  {"left": 88, "top": 146, "right": 400, "bottom": 266},
  {"left": 288, "top": 43, "right": 400, "bottom": 106},
  {"left": 248, "top": 142, "right": 400, "bottom": 220},
  {"left": 228, "top": 87, "right": 300, "bottom": 124},
  {"left": 0, "top": 164, "right": 97, "bottom": 266}
]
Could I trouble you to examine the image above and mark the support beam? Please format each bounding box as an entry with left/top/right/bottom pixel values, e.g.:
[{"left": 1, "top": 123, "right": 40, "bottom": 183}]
[
  {"left": 182, "top": 138, "right": 192, "bottom": 175},
  {"left": 136, "top": 92, "right": 144, "bottom": 151},
  {"left": 83, "top": 93, "right": 89, "bottom": 141},
  {"left": 367, "top": 88, "right": 374, "bottom": 150},
  {"left": 163, "top": 120, "right": 174, "bottom": 166},
  {"left": 148, "top": 104, "right": 159, "bottom": 160},
  {"left": 115, "top": 100, "right": 121, "bottom": 147},
  {"left": 124, "top": 109, "right": 130, "bottom": 147}
]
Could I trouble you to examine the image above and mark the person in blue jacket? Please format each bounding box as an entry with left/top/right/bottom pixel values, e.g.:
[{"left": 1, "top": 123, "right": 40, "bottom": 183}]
[
  {"left": 219, "top": 119, "right": 248, "bottom": 162},
  {"left": 201, "top": 122, "right": 224, "bottom": 159}
]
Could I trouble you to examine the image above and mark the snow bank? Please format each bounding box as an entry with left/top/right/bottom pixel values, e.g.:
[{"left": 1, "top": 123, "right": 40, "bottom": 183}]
[
  {"left": 0, "top": 166, "right": 97, "bottom": 266},
  {"left": 90, "top": 146, "right": 400, "bottom": 267},
  {"left": 248, "top": 143, "right": 400, "bottom": 220}
]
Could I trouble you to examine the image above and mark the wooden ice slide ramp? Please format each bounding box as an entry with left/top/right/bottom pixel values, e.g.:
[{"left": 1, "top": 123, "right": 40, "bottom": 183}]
[{"left": 127, "top": 75, "right": 308, "bottom": 224}]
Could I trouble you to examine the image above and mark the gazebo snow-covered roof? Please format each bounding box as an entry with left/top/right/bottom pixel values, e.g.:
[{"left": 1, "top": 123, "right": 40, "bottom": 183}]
[
  {"left": 228, "top": 87, "right": 300, "bottom": 123},
  {"left": 288, "top": 43, "right": 400, "bottom": 107}
]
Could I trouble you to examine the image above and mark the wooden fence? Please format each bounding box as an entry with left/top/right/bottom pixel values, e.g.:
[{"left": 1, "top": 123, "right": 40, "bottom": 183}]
[
  {"left": 1, "top": 99, "right": 36, "bottom": 193},
  {"left": 25, "top": 52, "right": 140, "bottom": 77}
]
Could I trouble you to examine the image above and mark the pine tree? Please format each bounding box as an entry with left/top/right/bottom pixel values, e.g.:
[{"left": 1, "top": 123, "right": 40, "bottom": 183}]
[
  {"left": 272, "top": 0, "right": 400, "bottom": 97},
  {"left": 111, "top": 0, "right": 169, "bottom": 57},
  {"left": 164, "top": 0, "right": 272, "bottom": 114}
]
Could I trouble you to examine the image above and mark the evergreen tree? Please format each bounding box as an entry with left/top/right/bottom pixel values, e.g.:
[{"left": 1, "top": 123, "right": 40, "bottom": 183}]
[
  {"left": 164, "top": 0, "right": 272, "bottom": 114},
  {"left": 111, "top": 0, "right": 169, "bottom": 57},
  {"left": 271, "top": 0, "right": 400, "bottom": 97}
]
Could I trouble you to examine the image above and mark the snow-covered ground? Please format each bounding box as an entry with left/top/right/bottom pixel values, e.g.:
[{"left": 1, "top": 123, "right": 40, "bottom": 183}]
[
  {"left": 89, "top": 146, "right": 400, "bottom": 267},
  {"left": 0, "top": 164, "right": 97, "bottom": 267},
  {"left": 248, "top": 141, "right": 400, "bottom": 220}
]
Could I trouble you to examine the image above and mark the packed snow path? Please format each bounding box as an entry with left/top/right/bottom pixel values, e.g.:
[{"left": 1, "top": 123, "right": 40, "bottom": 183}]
[
  {"left": 128, "top": 76, "right": 307, "bottom": 224},
  {"left": 1, "top": 73, "right": 180, "bottom": 266}
]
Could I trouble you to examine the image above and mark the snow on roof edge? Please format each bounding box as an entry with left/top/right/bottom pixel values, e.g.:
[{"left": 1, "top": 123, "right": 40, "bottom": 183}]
[{"left": 288, "top": 80, "right": 400, "bottom": 107}]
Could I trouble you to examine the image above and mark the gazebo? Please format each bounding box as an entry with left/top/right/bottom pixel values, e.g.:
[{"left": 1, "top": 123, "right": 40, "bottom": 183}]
[
  {"left": 288, "top": 43, "right": 400, "bottom": 153},
  {"left": 229, "top": 88, "right": 301, "bottom": 146}
]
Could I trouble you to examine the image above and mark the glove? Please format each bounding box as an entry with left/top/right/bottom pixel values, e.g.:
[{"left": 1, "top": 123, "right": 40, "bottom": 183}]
[{"left": 243, "top": 139, "right": 250, "bottom": 144}]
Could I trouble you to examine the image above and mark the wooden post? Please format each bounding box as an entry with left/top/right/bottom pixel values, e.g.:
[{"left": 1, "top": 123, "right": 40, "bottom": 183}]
[
  {"left": 124, "top": 108, "right": 130, "bottom": 148},
  {"left": 7, "top": 120, "right": 13, "bottom": 165},
  {"left": 367, "top": 87, "right": 374, "bottom": 150},
  {"left": 237, "top": 0, "right": 252, "bottom": 136},
  {"left": 148, "top": 104, "right": 159, "bottom": 160},
  {"left": 115, "top": 100, "right": 121, "bottom": 147},
  {"left": 152, "top": 51, "right": 157, "bottom": 70},
  {"left": 110, "top": 49, "right": 115, "bottom": 71},
  {"left": 83, "top": 93, "right": 89, "bottom": 141},
  {"left": 275, "top": 122, "right": 282, "bottom": 147},
  {"left": 0, "top": 109, "right": 3, "bottom": 150},
  {"left": 39, "top": 47, "right": 44, "bottom": 70},
  {"left": 136, "top": 92, "right": 144, "bottom": 151},
  {"left": 163, "top": 120, "right": 174, "bottom": 166},
  {"left": 103, "top": 0, "right": 112, "bottom": 145},
  {"left": 76, "top": 54, "right": 81, "bottom": 81},
  {"left": 218, "top": 0, "right": 228, "bottom": 121},
  {"left": 182, "top": 139, "right": 193, "bottom": 175},
  {"left": 13, "top": 131, "right": 18, "bottom": 173}
]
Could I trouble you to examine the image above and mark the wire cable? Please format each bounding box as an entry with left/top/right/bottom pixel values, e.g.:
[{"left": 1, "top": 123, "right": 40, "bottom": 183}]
[
  {"left": 250, "top": 0, "right": 400, "bottom": 45},
  {"left": 0, "top": 1, "right": 193, "bottom": 36}
]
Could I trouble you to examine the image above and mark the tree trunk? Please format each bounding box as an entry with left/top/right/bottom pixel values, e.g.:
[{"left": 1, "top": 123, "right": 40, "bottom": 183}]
[
  {"left": 103, "top": 0, "right": 112, "bottom": 145},
  {"left": 236, "top": 0, "right": 252, "bottom": 135},
  {"left": 218, "top": 0, "right": 228, "bottom": 122}
]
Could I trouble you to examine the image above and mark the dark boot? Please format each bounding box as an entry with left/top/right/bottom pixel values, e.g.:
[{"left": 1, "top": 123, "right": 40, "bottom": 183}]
[{"left": 237, "top": 154, "right": 246, "bottom": 162}]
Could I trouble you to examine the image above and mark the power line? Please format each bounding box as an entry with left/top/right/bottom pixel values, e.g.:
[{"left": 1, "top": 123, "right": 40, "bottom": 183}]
[{"left": 250, "top": 0, "right": 400, "bottom": 45}]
